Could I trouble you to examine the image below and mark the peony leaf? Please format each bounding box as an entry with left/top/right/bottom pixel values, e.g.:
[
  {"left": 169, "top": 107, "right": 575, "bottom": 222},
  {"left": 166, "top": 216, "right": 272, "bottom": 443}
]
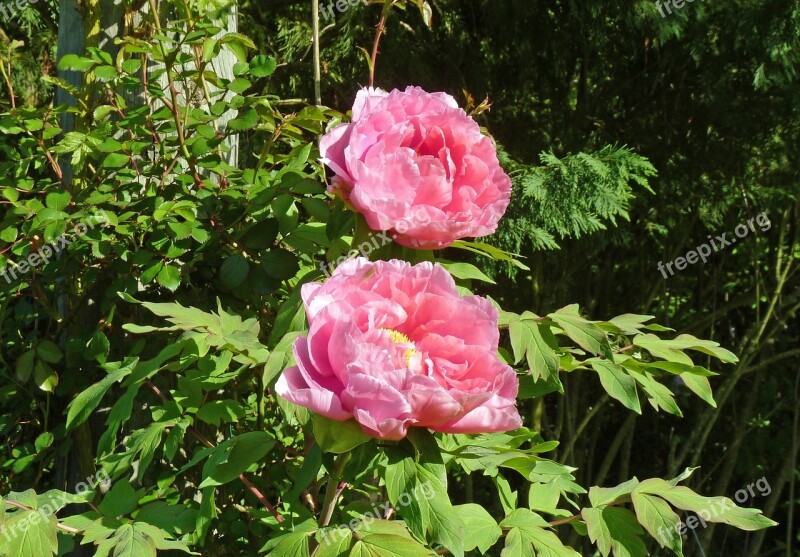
[{"left": 313, "top": 414, "right": 371, "bottom": 454}]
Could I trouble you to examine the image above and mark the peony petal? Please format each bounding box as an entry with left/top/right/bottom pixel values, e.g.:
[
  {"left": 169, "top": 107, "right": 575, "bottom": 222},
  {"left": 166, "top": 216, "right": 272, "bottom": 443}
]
[
  {"left": 433, "top": 400, "right": 522, "bottom": 434},
  {"left": 275, "top": 365, "right": 351, "bottom": 421},
  {"left": 319, "top": 123, "right": 354, "bottom": 181}
]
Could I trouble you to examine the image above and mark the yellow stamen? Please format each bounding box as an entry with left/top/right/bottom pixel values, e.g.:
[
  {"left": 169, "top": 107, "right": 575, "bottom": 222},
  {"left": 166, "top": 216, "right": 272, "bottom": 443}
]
[{"left": 383, "top": 329, "right": 418, "bottom": 367}]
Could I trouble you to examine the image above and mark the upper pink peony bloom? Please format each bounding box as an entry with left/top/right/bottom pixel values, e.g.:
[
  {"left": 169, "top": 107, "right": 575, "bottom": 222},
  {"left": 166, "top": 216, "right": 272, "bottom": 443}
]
[
  {"left": 275, "top": 258, "right": 521, "bottom": 440},
  {"left": 319, "top": 87, "right": 512, "bottom": 249}
]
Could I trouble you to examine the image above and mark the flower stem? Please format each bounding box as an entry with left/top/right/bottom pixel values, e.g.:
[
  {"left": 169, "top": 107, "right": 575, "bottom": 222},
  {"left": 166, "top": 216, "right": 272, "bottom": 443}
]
[
  {"left": 319, "top": 451, "right": 350, "bottom": 527},
  {"left": 369, "top": 1, "right": 393, "bottom": 87}
]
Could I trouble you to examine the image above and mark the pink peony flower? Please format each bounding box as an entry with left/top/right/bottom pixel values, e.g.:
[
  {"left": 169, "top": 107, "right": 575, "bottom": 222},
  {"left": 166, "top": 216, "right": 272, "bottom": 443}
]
[
  {"left": 275, "top": 258, "right": 521, "bottom": 440},
  {"left": 319, "top": 87, "right": 512, "bottom": 249}
]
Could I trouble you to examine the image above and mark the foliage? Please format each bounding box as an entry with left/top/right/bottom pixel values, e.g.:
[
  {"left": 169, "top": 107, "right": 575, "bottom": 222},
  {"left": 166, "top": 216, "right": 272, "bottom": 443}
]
[{"left": 0, "top": 0, "right": 796, "bottom": 556}]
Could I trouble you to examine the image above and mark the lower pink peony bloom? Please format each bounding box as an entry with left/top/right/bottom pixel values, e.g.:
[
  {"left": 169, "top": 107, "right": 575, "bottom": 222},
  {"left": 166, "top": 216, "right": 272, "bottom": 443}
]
[
  {"left": 319, "top": 87, "right": 512, "bottom": 249},
  {"left": 275, "top": 258, "right": 522, "bottom": 440}
]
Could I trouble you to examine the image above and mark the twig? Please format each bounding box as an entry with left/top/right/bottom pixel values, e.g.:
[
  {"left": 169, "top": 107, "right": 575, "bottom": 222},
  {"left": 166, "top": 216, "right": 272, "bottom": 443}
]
[{"left": 369, "top": 3, "right": 392, "bottom": 87}]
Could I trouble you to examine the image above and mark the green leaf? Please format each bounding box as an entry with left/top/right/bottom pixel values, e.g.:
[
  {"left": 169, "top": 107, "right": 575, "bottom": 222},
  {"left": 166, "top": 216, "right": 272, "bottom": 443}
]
[
  {"left": 582, "top": 507, "right": 649, "bottom": 557},
  {"left": 34, "top": 360, "right": 58, "bottom": 392},
  {"left": 439, "top": 262, "right": 496, "bottom": 284},
  {"left": 66, "top": 359, "right": 138, "bottom": 431},
  {"left": 607, "top": 314, "right": 656, "bottom": 335},
  {"left": 15, "top": 350, "right": 35, "bottom": 382},
  {"left": 264, "top": 531, "right": 310, "bottom": 556},
  {"left": 521, "top": 525, "right": 581, "bottom": 557},
  {"left": 35, "top": 432, "right": 54, "bottom": 452},
  {"left": 45, "top": 192, "right": 71, "bottom": 211},
  {"left": 495, "top": 475, "right": 518, "bottom": 516},
  {"left": 679, "top": 372, "right": 717, "bottom": 407},
  {"left": 453, "top": 504, "right": 503, "bottom": 553},
  {"left": 352, "top": 534, "right": 435, "bottom": 556},
  {"left": 635, "top": 480, "right": 777, "bottom": 531},
  {"left": 0, "top": 507, "right": 59, "bottom": 557},
  {"left": 548, "top": 306, "right": 613, "bottom": 360},
  {"left": 500, "top": 508, "right": 550, "bottom": 530},
  {"left": 58, "top": 54, "right": 94, "bottom": 71},
  {"left": 220, "top": 254, "right": 249, "bottom": 289},
  {"left": 316, "top": 529, "right": 353, "bottom": 557},
  {"left": 220, "top": 33, "right": 256, "bottom": 64},
  {"left": 0, "top": 226, "right": 17, "bottom": 242},
  {"left": 582, "top": 508, "right": 613, "bottom": 556},
  {"left": 667, "top": 334, "right": 738, "bottom": 363},
  {"left": 156, "top": 264, "right": 181, "bottom": 292},
  {"left": 98, "top": 481, "right": 142, "bottom": 518},
  {"left": 102, "top": 152, "right": 130, "bottom": 169},
  {"left": 36, "top": 341, "right": 62, "bottom": 364},
  {"left": 450, "top": 240, "right": 530, "bottom": 270},
  {"left": 312, "top": 414, "right": 371, "bottom": 454},
  {"left": 590, "top": 359, "right": 641, "bottom": 414},
  {"left": 500, "top": 528, "right": 533, "bottom": 557},
  {"left": 198, "top": 431, "right": 275, "bottom": 488},
  {"left": 249, "top": 55, "right": 277, "bottom": 77},
  {"left": 510, "top": 317, "right": 560, "bottom": 381},
  {"left": 94, "top": 65, "right": 117, "bottom": 81},
  {"left": 630, "top": 372, "right": 682, "bottom": 416},
  {"left": 588, "top": 478, "right": 640, "bottom": 507},
  {"left": 261, "top": 248, "right": 299, "bottom": 280},
  {"left": 195, "top": 400, "right": 246, "bottom": 426},
  {"left": 228, "top": 107, "right": 258, "bottom": 131},
  {"left": 632, "top": 334, "right": 694, "bottom": 366},
  {"left": 630, "top": 492, "right": 684, "bottom": 555}
]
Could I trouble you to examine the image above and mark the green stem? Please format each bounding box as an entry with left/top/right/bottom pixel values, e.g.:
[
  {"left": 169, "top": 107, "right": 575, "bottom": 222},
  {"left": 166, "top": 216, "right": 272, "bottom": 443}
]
[{"left": 319, "top": 452, "right": 350, "bottom": 527}]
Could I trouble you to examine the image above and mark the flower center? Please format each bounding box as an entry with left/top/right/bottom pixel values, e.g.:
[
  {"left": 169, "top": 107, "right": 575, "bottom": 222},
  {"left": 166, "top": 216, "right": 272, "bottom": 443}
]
[{"left": 384, "top": 328, "right": 419, "bottom": 368}]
